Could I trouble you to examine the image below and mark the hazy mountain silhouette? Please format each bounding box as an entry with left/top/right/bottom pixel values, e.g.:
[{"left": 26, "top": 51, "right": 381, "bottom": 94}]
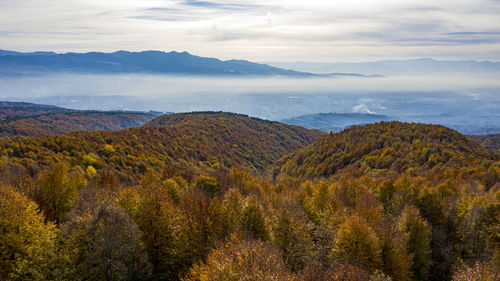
[
  {"left": 268, "top": 58, "right": 500, "bottom": 75},
  {"left": 0, "top": 50, "right": 316, "bottom": 76},
  {"left": 281, "top": 112, "right": 391, "bottom": 132}
]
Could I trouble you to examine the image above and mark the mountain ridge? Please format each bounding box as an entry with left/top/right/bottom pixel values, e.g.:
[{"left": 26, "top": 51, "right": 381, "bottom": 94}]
[
  {"left": 0, "top": 49, "right": 317, "bottom": 76},
  {"left": 0, "top": 111, "right": 324, "bottom": 182},
  {"left": 266, "top": 58, "right": 500, "bottom": 75},
  {"left": 275, "top": 121, "right": 499, "bottom": 179}
]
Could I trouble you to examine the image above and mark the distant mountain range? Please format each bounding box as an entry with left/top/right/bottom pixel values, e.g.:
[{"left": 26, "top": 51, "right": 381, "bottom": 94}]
[
  {"left": 0, "top": 50, "right": 58, "bottom": 56},
  {"left": 267, "top": 58, "right": 500, "bottom": 75},
  {"left": 0, "top": 50, "right": 317, "bottom": 76},
  {"left": 1, "top": 50, "right": 498, "bottom": 76}
]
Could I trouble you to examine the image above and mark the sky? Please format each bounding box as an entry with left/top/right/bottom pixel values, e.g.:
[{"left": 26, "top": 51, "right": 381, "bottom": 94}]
[{"left": 0, "top": 0, "right": 499, "bottom": 62}]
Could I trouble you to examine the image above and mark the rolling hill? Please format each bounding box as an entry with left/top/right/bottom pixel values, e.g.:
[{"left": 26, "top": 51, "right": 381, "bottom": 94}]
[
  {"left": 0, "top": 102, "right": 158, "bottom": 136},
  {"left": 0, "top": 112, "right": 323, "bottom": 183},
  {"left": 0, "top": 111, "right": 158, "bottom": 137},
  {"left": 0, "top": 101, "right": 73, "bottom": 118},
  {"left": 275, "top": 121, "right": 499, "bottom": 179},
  {"left": 0, "top": 113, "right": 498, "bottom": 281}
]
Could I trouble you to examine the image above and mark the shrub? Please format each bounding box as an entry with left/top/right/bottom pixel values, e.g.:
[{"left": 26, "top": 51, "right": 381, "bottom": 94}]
[
  {"left": 241, "top": 204, "right": 269, "bottom": 241},
  {"left": 194, "top": 175, "right": 220, "bottom": 197}
]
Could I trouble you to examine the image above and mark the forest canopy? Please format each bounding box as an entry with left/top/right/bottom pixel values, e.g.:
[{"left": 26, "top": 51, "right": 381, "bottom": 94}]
[{"left": 0, "top": 114, "right": 498, "bottom": 281}]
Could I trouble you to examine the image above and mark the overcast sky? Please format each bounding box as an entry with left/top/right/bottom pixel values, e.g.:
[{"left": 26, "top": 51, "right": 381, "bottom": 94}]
[{"left": 0, "top": 0, "right": 499, "bottom": 62}]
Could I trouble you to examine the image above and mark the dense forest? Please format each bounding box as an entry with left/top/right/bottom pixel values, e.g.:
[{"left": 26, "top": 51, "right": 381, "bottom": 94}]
[
  {"left": 0, "top": 101, "right": 73, "bottom": 118},
  {"left": 0, "top": 113, "right": 498, "bottom": 281},
  {"left": 0, "top": 102, "right": 158, "bottom": 137},
  {"left": 276, "top": 122, "right": 498, "bottom": 179}
]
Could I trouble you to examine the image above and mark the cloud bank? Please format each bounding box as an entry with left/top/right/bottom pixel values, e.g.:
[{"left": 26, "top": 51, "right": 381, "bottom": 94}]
[{"left": 0, "top": 0, "right": 499, "bottom": 61}]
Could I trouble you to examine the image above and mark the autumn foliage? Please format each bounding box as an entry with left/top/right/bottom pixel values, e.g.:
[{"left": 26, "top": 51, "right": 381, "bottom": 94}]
[{"left": 0, "top": 114, "right": 498, "bottom": 281}]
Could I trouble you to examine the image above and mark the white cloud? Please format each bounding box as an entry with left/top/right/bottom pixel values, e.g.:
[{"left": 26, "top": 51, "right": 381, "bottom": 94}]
[
  {"left": 353, "top": 104, "right": 376, "bottom": 114},
  {"left": 0, "top": 0, "right": 499, "bottom": 61}
]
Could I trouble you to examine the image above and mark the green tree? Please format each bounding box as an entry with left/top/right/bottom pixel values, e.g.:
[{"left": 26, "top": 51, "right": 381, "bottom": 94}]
[
  {"left": 36, "top": 163, "right": 87, "bottom": 223},
  {"left": 241, "top": 203, "right": 269, "bottom": 241},
  {"left": 194, "top": 175, "right": 220, "bottom": 197},
  {"left": 137, "top": 193, "right": 186, "bottom": 280},
  {"left": 303, "top": 181, "right": 333, "bottom": 222},
  {"left": 272, "top": 199, "right": 315, "bottom": 272},
  {"left": 376, "top": 222, "right": 412, "bottom": 281},
  {"left": 376, "top": 180, "right": 396, "bottom": 217},
  {"left": 180, "top": 190, "right": 236, "bottom": 268},
  {"left": 118, "top": 187, "right": 144, "bottom": 221},
  {"left": 397, "top": 205, "right": 432, "bottom": 281}
]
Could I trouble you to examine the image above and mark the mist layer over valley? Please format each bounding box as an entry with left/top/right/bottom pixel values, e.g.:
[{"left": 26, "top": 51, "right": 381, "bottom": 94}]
[{"left": 1, "top": 72, "right": 499, "bottom": 134}]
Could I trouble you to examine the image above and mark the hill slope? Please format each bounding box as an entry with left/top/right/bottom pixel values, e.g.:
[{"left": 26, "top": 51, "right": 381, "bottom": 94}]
[
  {"left": 0, "top": 102, "right": 158, "bottom": 136},
  {"left": 0, "top": 112, "right": 323, "bottom": 182},
  {"left": 0, "top": 111, "right": 157, "bottom": 137},
  {"left": 276, "top": 121, "right": 499, "bottom": 179},
  {"left": 0, "top": 101, "right": 73, "bottom": 118},
  {"left": 0, "top": 115, "right": 498, "bottom": 281},
  {"left": 0, "top": 50, "right": 314, "bottom": 76}
]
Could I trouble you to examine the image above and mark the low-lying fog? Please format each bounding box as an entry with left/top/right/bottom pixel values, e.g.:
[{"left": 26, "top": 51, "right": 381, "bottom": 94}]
[{"left": 1, "top": 73, "right": 499, "bottom": 134}]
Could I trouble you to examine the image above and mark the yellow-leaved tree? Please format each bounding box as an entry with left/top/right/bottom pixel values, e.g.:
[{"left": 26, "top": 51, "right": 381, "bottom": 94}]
[
  {"left": 0, "top": 184, "right": 60, "bottom": 280},
  {"left": 331, "top": 215, "right": 382, "bottom": 272},
  {"left": 182, "top": 234, "right": 297, "bottom": 281}
]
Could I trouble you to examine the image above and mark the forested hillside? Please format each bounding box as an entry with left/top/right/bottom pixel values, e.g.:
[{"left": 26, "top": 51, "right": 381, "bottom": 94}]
[
  {"left": 0, "top": 118, "right": 498, "bottom": 281},
  {"left": 273, "top": 122, "right": 500, "bottom": 280},
  {"left": 276, "top": 122, "right": 498, "bottom": 180},
  {"left": 0, "top": 112, "right": 322, "bottom": 183},
  {"left": 0, "top": 101, "right": 158, "bottom": 136},
  {"left": 0, "top": 101, "right": 72, "bottom": 118},
  {"left": 0, "top": 111, "right": 158, "bottom": 137}
]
